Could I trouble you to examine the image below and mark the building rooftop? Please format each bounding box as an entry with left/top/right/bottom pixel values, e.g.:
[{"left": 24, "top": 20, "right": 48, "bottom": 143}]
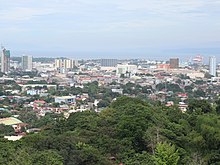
[
  {"left": 0, "top": 117, "right": 23, "bottom": 125},
  {"left": 55, "top": 96, "right": 76, "bottom": 99}
]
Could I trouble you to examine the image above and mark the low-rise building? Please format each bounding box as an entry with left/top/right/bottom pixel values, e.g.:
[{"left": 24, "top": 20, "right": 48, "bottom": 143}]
[{"left": 55, "top": 96, "right": 76, "bottom": 104}]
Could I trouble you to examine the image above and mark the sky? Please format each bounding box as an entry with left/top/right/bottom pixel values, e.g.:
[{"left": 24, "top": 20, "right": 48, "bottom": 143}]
[{"left": 0, "top": 0, "right": 220, "bottom": 60}]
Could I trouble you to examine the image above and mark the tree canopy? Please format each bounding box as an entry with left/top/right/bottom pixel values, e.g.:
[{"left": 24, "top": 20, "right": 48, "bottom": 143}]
[{"left": 0, "top": 96, "right": 219, "bottom": 164}]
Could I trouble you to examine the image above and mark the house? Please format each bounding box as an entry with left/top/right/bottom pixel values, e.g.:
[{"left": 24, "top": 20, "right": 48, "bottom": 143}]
[
  {"left": 34, "top": 100, "right": 46, "bottom": 106},
  {"left": 178, "top": 93, "right": 188, "bottom": 98},
  {"left": 112, "top": 88, "right": 123, "bottom": 94},
  {"left": 0, "top": 117, "right": 26, "bottom": 133},
  {"left": 178, "top": 102, "right": 188, "bottom": 112},
  {"left": 4, "top": 136, "right": 23, "bottom": 141},
  {"left": 27, "top": 89, "right": 40, "bottom": 95},
  {"left": 55, "top": 96, "right": 76, "bottom": 104}
]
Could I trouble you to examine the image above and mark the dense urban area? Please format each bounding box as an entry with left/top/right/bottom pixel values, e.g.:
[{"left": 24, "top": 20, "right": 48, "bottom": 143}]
[{"left": 0, "top": 47, "right": 220, "bottom": 164}]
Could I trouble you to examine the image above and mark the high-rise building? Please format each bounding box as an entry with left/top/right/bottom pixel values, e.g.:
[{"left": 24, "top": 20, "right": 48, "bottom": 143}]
[
  {"left": 209, "top": 56, "right": 216, "bottom": 77},
  {"left": 55, "top": 58, "right": 78, "bottom": 73},
  {"left": 22, "top": 55, "right": 33, "bottom": 71},
  {"left": 170, "top": 58, "right": 179, "bottom": 69},
  {"left": 63, "top": 59, "right": 77, "bottom": 69},
  {"left": 101, "top": 59, "right": 118, "bottom": 67},
  {"left": 1, "top": 47, "right": 10, "bottom": 73},
  {"left": 116, "top": 64, "right": 138, "bottom": 77},
  {"left": 55, "top": 59, "right": 63, "bottom": 68}
]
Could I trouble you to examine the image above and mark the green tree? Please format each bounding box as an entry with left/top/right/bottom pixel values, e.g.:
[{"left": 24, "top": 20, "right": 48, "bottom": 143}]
[
  {"left": 153, "top": 142, "right": 180, "bottom": 165},
  {"left": 32, "top": 150, "right": 63, "bottom": 165},
  {"left": 0, "top": 124, "right": 14, "bottom": 136},
  {"left": 188, "top": 99, "right": 213, "bottom": 114},
  {"left": 8, "top": 148, "right": 32, "bottom": 165},
  {"left": 97, "top": 100, "right": 110, "bottom": 108},
  {"left": 215, "top": 99, "right": 220, "bottom": 114},
  {"left": 0, "top": 139, "right": 17, "bottom": 164},
  {"left": 125, "top": 151, "right": 153, "bottom": 165},
  {"left": 194, "top": 89, "right": 206, "bottom": 98}
]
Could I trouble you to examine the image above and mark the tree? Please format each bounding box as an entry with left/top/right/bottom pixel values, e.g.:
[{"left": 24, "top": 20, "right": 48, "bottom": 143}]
[
  {"left": 0, "top": 96, "right": 219, "bottom": 164},
  {"left": 18, "top": 111, "right": 38, "bottom": 127},
  {"left": 215, "top": 99, "right": 220, "bottom": 114},
  {"left": 188, "top": 99, "right": 213, "bottom": 114},
  {"left": 7, "top": 148, "right": 32, "bottom": 165},
  {"left": 144, "top": 126, "right": 165, "bottom": 154},
  {"left": 184, "top": 86, "right": 193, "bottom": 93},
  {"left": 124, "top": 151, "right": 153, "bottom": 165},
  {"left": 32, "top": 150, "right": 63, "bottom": 165},
  {"left": 194, "top": 89, "right": 205, "bottom": 98},
  {"left": 0, "top": 111, "right": 11, "bottom": 118},
  {"left": 142, "top": 86, "right": 152, "bottom": 94},
  {"left": 74, "top": 142, "right": 111, "bottom": 165},
  {"left": 178, "top": 74, "right": 190, "bottom": 80},
  {"left": 153, "top": 142, "right": 180, "bottom": 165},
  {"left": 97, "top": 100, "right": 110, "bottom": 108},
  {"left": 0, "top": 124, "right": 14, "bottom": 136}
]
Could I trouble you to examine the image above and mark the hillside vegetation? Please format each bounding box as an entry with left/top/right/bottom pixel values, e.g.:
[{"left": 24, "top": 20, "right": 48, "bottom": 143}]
[{"left": 0, "top": 96, "right": 219, "bottom": 165}]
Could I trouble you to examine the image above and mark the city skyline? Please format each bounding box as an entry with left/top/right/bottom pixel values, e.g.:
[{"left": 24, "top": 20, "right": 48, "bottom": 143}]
[
  {"left": 0, "top": 0, "right": 220, "bottom": 59},
  {"left": 7, "top": 51, "right": 219, "bottom": 65}
]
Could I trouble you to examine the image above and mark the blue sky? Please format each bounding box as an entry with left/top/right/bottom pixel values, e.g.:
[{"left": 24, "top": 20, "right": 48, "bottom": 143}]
[{"left": 0, "top": 0, "right": 220, "bottom": 60}]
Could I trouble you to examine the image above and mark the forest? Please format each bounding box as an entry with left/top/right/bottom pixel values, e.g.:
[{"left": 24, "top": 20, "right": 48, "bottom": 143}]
[{"left": 0, "top": 96, "right": 219, "bottom": 165}]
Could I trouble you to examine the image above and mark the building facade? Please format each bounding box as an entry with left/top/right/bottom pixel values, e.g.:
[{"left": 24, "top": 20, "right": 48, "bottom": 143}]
[
  {"left": 55, "top": 96, "right": 76, "bottom": 104},
  {"left": 170, "top": 58, "right": 179, "bottom": 69},
  {"left": 116, "top": 64, "right": 138, "bottom": 77},
  {"left": 22, "top": 55, "right": 33, "bottom": 71},
  {"left": 101, "top": 59, "right": 118, "bottom": 67},
  {"left": 209, "top": 56, "right": 216, "bottom": 77},
  {"left": 55, "top": 59, "right": 78, "bottom": 73},
  {"left": 1, "top": 47, "right": 10, "bottom": 73}
]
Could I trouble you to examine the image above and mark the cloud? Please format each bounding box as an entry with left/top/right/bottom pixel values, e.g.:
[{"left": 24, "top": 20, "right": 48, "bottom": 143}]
[
  {"left": 0, "top": 7, "right": 55, "bottom": 21},
  {"left": 0, "top": 0, "right": 220, "bottom": 22},
  {"left": 0, "top": 0, "right": 83, "bottom": 21},
  {"left": 117, "top": 0, "right": 217, "bottom": 10},
  {"left": 0, "top": 0, "right": 220, "bottom": 55}
]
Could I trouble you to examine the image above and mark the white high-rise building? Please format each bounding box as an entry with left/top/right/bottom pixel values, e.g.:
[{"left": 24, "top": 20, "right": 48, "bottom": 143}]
[
  {"left": 55, "top": 59, "right": 63, "bottom": 68},
  {"left": 116, "top": 64, "right": 138, "bottom": 77},
  {"left": 22, "top": 55, "right": 33, "bottom": 71},
  {"left": 1, "top": 47, "right": 10, "bottom": 73},
  {"left": 55, "top": 58, "right": 78, "bottom": 73},
  {"left": 209, "top": 56, "right": 216, "bottom": 77}
]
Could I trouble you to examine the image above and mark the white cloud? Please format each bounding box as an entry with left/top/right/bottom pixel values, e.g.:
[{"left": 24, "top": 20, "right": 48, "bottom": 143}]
[
  {"left": 0, "top": 0, "right": 220, "bottom": 53},
  {"left": 0, "top": 0, "right": 83, "bottom": 21},
  {"left": 111, "top": 0, "right": 220, "bottom": 19},
  {"left": 0, "top": 7, "right": 55, "bottom": 21},
  {"left": 0, "top": 0, "right": 220, "bottom": 22}
]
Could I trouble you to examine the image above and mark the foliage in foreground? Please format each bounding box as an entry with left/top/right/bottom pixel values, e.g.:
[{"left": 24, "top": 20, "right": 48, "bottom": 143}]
[{"left": 0, "top": 96, "right": 220, "bottom": 165}]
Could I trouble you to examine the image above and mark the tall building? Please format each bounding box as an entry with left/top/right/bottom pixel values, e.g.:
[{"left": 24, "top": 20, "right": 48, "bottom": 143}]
[
  {"left": 209, "top": 56, "right": 216, "bottom": 77},
  {"left": 1, "top": 47, "right": 10, "bottom": 73},
  {"left": 22, "top": 55, "right": 33, "bottom": 71},
  {"left": 101, "top": 59, "right": 118, "bottom": 67},
  {"left": 116, "top": 64, "right": 138, "bottom": 77},
  {"left": 63, "top": 59, "right": 77, "bottom": 68},
  {"left": 55, "top": 58, "right": 78, "bottom": 73},
  {"left": 55, "top": 59, "right": 63, "bottom": 68},
  {"left": 170, "top": 58, "right": 179, "bottom": 69}
]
